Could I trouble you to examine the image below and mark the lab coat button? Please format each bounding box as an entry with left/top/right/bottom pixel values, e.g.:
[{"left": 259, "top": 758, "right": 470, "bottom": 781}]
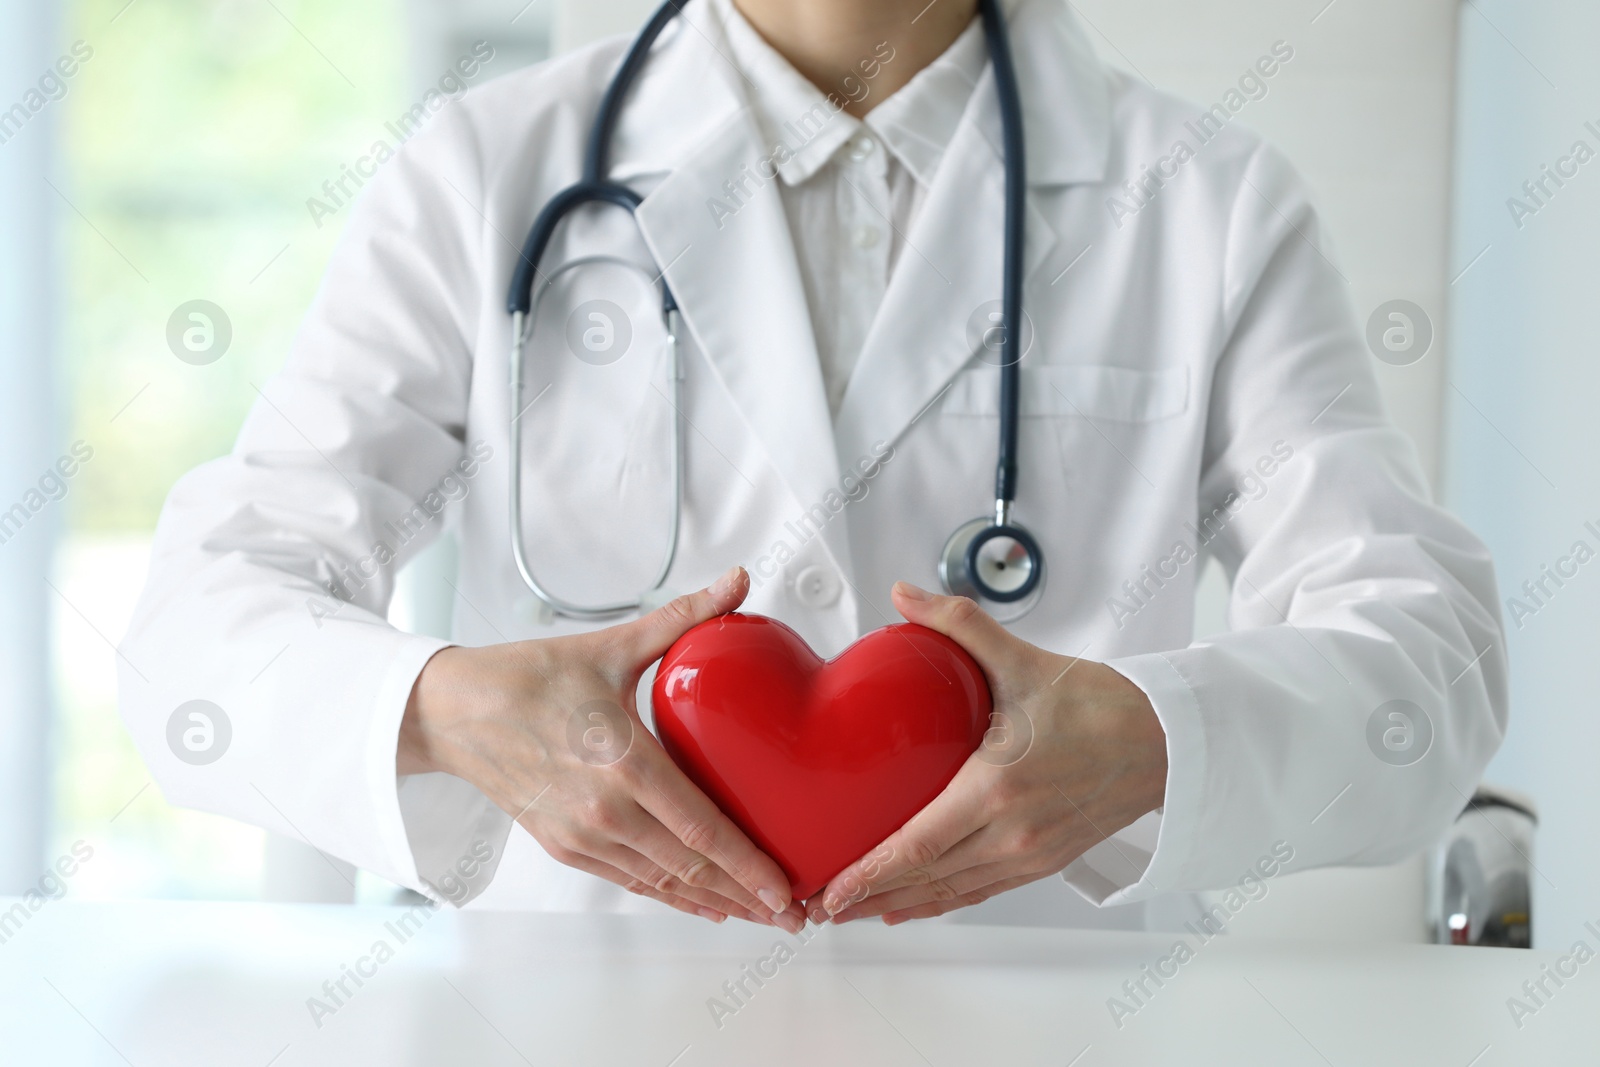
[
  {"left": 848, "top": 136, "right": 875, "bottom": 162},
  {"left": 513, "top": 594, "right": 555, "bottom": 627},
  {"left": 852, "top": 224, "right": 881, "bottom": 249},
  {"left": 792, "top": 565, "right": 842, "bottom": 608}
]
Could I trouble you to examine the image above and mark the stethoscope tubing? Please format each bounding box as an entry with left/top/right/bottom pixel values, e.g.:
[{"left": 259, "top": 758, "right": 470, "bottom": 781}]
[
  {"left": 981, "top": 0, "right": 1027, "bottom": 510},
  {"left": 506, "top": 0, "right": 1042, "bottom": 618}
]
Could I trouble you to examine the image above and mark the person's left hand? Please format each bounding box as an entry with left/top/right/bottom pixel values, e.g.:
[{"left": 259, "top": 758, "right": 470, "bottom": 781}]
[{"left": 809, "top": 581, "right": 1169, "bottom": 926}]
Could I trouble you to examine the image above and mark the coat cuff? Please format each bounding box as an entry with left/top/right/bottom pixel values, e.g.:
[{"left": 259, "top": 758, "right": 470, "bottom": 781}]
[
  {"left": 366, "top": 638, "right": 519, "bottom": 907},
  {"left": 364, "top": 635, "right": 473, "bottom": 894},
  {"left": 1060, "top": 651, "right": 1208, "bottom": 905}
]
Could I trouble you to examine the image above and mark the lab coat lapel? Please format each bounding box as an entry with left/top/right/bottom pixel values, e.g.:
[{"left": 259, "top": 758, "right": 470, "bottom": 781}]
[
  {"left": 624, "top": 16, "right": 850, "bottom": 575},
  {"left": 832, "top": 116, "right": 1058, "bottom": 470},
  {"left": 832, "top": 0, "right": 1109, "bottom": 467}
]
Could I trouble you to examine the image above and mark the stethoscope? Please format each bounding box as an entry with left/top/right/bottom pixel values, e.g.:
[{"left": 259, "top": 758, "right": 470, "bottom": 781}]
[{"left": 507, "top": 0, "right": 1045, "bottom": 623}]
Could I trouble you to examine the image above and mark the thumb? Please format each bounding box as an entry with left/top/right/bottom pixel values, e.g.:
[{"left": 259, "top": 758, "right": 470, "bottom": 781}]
[
  {"left": 890, "top": 581, "right": 1022, "bottom": 675},
  {"left": 616, "top": 565, "right": 750, "bottom": 665}
]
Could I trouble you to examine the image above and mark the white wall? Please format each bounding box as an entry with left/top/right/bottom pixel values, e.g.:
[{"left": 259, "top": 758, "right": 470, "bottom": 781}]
[
  {"left": 405, "top": 0, "right": 551, "bottom": 93},
  {"left": 1446, "top": 0, "right": 1600, "bottom": 950},
  {"left": 553, "top": 0, "right": 656, "bottom": 55}
]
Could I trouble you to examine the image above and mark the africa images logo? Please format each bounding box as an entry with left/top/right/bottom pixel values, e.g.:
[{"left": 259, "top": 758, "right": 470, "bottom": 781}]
[
  {"left": 166, "top": 700, "right": 232, "bottom": 766},
  {"left": 1365, "top": 700, "right": 1432, "bottom": 767}
]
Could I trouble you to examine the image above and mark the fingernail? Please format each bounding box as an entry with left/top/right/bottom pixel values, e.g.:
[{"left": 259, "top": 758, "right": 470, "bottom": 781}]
[
  {"left": 822, "top": 894, "right": 843, "bottom": 916},
  {"left": 697, "top": 907, "right": 726, "bottom": 923},
  {"left": 883, "top": 914, "right": 906, "bottom": 926},
  {"left": 808, "top": 906, "right": 827, "bottom": 925},
  {"left": 710, "top": 566, "right": 742, "bottom": 598},
  {"left": 756, "top": 887, "right": 787, "bottom": 915},
  {"left": 894, "top": 581, "right": 933, "bottom": 602}
]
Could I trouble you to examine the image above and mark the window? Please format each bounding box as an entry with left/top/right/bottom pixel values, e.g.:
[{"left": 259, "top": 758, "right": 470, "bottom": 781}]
[{"left": 51, "top": 0, "right": 523, "bottom": 900}]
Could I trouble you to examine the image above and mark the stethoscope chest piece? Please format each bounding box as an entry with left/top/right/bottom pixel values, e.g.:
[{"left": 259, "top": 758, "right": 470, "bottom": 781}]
[{"left": 939, "top": 514, "right": 1045, "bottom": 623}]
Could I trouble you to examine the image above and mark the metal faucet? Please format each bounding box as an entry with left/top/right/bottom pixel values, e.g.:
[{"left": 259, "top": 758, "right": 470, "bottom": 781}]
[{"left": 1428, "top": 785, "right": 1537, "bottom": 948}]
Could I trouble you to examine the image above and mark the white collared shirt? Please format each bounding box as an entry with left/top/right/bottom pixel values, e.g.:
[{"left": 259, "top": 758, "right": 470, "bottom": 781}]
[{"left": 711, "top": 0, "right": 987, "bottom": 415}]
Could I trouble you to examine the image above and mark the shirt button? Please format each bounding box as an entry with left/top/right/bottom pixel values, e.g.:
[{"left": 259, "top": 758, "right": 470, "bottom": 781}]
[
  {"left": 792, "top": 565, "right": 842, "bottom": 608},
  {"left": 852, "top": 224, "right": 881, "bottom": 249},
  {"left": 848, "top": 136, "right": 876, "bottom": 162}
]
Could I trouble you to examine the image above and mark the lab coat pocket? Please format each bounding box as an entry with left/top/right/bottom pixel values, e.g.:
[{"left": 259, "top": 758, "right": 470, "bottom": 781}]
[
  {"left": 935, "top": 363, "right": 1191, "bottom": 548},
  {"left": 940, "top": 363, "right": 1190, "bottom": 422}
]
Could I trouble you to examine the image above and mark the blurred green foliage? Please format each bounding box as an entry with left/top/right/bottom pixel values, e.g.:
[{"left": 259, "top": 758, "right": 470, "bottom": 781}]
[
  {"left": 64, "top": 0, "right": 406, "bottom": 534},
  {"left": 54, "top": 0, "right": 406, "bottom": 899}
]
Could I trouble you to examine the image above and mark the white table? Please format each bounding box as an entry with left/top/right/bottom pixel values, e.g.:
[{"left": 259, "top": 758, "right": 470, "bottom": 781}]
[{"left": 0, "top": 899, "right": 1588, "bottom": 1065}]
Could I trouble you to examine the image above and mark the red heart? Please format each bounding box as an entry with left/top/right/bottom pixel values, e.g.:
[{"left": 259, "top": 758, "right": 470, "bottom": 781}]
[{"left": 652, "top": 613, "right": 991, "bottom": 901}]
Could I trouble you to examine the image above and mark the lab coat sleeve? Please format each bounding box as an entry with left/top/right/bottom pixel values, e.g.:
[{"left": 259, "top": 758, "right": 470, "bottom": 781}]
[
  {"left": 117, "top": 109, "right": 513, "bottom": 904},
  {"left": 1063, "top": 143, "right": 1508, "bottom": 903}
]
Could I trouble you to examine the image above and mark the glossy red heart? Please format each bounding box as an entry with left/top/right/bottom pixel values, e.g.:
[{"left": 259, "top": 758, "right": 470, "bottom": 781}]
[{"left": 652, "top": 613, "right": 991, "bottom": 900}]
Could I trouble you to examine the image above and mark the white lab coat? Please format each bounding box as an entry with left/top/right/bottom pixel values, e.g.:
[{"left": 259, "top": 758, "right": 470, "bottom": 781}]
[{"left": 119, "top": 0, "right": 1506, "bottom": 927}]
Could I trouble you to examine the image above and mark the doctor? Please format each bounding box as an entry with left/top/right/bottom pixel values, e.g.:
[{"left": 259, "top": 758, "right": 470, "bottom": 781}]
[{"left": 120, "top": 0, "right": 1506, "bottom": 932}]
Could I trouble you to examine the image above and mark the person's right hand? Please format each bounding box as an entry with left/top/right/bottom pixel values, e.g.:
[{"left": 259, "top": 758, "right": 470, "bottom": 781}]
[{"left": 398, "top": 565, "right": 805, "bottom": 931}]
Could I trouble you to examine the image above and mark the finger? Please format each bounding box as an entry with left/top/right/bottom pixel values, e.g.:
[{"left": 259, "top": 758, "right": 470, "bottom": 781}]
[
  {"left": 832, "top": 857, "right": 1025, "bottom": 922},
  {"left": 620, "top": 812, "right": 807, "bottom": 932},
  {"left": 891, "top": 582, "right": 1024, "bottom": 676},
  {"left": 817, "top": 777, "right": 985, "bottom": 916},
  {"left": 524, "top": 804, "right": 771, "bottom": 925},
  {"left": 633, "top": 744, "right": 800, "bottom": 919},
  {"left": 587, "top": 840, "right": 781, "bottom": 927},
  {"left": 881, "top": 873, "right": 1044, "bottom": 926},
  {"left": 555, "top": 849, "right": 735, "bottom": 924},
  {"left": 854, "top": 824, "right": 1000, "bottom": 896},
  {"left": 612, "top": 565, "right": 750, "bottom": 665},
  {"left": 566, "top": 842, "right": 772, "bottom": 925}
]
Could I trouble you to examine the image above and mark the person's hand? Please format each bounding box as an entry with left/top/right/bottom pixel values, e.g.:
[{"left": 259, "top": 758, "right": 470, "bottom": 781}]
[
  {"left": 398, "top": 566, "right": 805, "bottom": 932},
  {"left": 811, "top": 582, "right": 1168, "bottom": 926}
]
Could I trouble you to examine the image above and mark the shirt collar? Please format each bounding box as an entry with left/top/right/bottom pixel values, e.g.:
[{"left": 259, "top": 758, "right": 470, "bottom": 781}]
[
  {"left": 612, "top": 0, "right": 1111, "bottom": 191},
  {"left": 709, "top": 0, "right": 983, "bottom": 188},
  {"left": 864, "top": 18, "right": 985, "bottom": 187}
]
